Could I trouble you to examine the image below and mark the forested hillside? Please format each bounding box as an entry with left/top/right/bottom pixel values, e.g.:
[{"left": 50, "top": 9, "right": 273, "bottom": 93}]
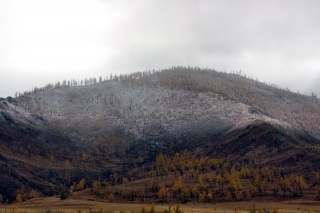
[
  {"left": 1, "top": 67, "right": 320, "bottom": 203},
  {"left": 16, "top": 66, "right": 320, "bottom": 139}
]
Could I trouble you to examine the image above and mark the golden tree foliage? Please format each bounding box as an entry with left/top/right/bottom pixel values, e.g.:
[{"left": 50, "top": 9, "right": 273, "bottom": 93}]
[
  {"left": 108, "top": 193, "right": 115, "bottom": 203},
  {"left": 69, "top": 184, "right": 75, "bottom": 193},
  {"left": 16, "top": 193, "right": 23, "bottom": 203},
  {"left": 98, "top": 206, "right": 103, "bottom": 213},
  {"left": 140, "top": 205, "right": 147, "bottom": 213},
  {"left": 156, "top": 153, "right": 168, "bottom": 178},
  {"left": 293, "top": 175, "right": 308, "bottom": 197},
  {"left": 180, "top": 188, "right": 190, "bottom": 203},
  {"left": 172, "top": 176, "right": 183, "bottom": 195},
  {"left": 150, "top": 151, "right": 316, "bottom": 202},
  {"left": 224, "top": 188, "right": 232, "bottom": 202},
  {"left": 92, "top": 180, "right": 101, "bottom": 195},
  {"left": 279, "top": 177, "right": 291, "bottom": 197},
  {"left": 82, "top": 153, "right": 88, "bottom": 163},
  {"left": 207, "top": 192, "right": 213, "bottom": 202},
  {"left": 162, "top": 206, "right": 173, "bottom": 213},
  {"left": 173, "top": 205, "right": 183, "bottom": 213},
  {"left": 198, "top": 193, "right": 205, "bottom": 203},
  {"left": 191, "top": 183, "right": 200, "bottom": 199},
  {"left": 77, "top": 178, "right": 86, "bottom": 191},
  {"left": 158, "top": 184, "right": 169, "bottom": 201},
  {"left": 262, "top": 179, "right": 269, "bottom": 197},
  {"left": 29, "top": 189, "right": 38, "bottom": 199},
  {"left": 225, "top": 166, "right": 242, "bottom": 200},
  {"left": 150, "top": 203, "right": 156, "bottom": 213},
  {"left": 123, "top": 178, "right": 129, "bottom": 184}
]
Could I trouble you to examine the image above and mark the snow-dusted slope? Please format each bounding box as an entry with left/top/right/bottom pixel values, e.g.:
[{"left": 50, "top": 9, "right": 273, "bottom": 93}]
[
  {"left": 16, "top": 77, "right": 291, "bottom": 145},
  {"left": 0, "top": 97, "right": 46, "bottom": 130}
]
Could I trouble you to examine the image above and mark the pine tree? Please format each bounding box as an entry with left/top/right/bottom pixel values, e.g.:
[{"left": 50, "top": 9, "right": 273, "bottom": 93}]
[{"left": 60, "top": 191, "right": 68, "bottom": 201}]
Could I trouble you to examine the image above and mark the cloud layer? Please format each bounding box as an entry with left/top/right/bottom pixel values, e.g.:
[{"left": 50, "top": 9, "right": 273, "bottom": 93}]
[{"left": 1, "top": 0, "right": 320, "bottom": 97}]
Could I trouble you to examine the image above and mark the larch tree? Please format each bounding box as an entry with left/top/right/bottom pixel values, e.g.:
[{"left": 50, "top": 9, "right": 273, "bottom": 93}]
[
  {"left": 295, "top": 176, "right": 308, "bottom": 197},
  {"left": 279, "top": 177, "right": 291, "bottom": 197},
  {"left": 198, "top": 192, "right": 206, "bottom": 203},
  {"left": 16, "top": 193, "right": 23, "bottom": 203},
  {"left": 92, "top": 180, "right": 101, "bottom": 195},
  {"left": 150, "top": 203, "right": 156, "bottom": 213},
  {"left": 77, "top": 178, "right": 86, "bottom": 191},
  {"left": 29, "top": 189, "right": 38, "bottom": 199},
  {"left": 172, "top": 176, "right": 183, "bottom": 196},
  {"left": 262, "top": 178, "right": 269, "bottom": 197},
  {"left": 98, "top": 206, "right": 103, "bottom": 213},
  {"left": 158, "top": 184, "right": 169, "bottom": 202},
  {"left": 180, "top": 188, "right": 190, "bottom": 203},
  {"left": 207, "top": 191, "right": 213, "bottom": 202},
  {"left": 140, "top": 205, "right": 147, "bottom": 213},
  {"left": 82, "top": 152, "right": 88, "bottom": 168},
  {"left": 69, "top": 184, "right": 75, "bottom": 194},
  {"left": 108, "top": 193, "right": 115, "bottom": 203}
]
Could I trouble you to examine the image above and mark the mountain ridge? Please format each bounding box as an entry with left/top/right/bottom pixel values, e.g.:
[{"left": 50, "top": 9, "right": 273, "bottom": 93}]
[{"left": 1, "top": 67, "right": 320, "bottom": 202}]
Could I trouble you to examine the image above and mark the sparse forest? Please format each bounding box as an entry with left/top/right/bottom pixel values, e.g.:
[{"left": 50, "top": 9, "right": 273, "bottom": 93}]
[{"left": 16, "top": 66, "right": 320, "bottom": 139}]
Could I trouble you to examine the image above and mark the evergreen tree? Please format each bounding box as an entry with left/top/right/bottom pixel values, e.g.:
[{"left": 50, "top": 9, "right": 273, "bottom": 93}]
[{"left": 60, "top": 191, "right": 68, "bottom": 201}]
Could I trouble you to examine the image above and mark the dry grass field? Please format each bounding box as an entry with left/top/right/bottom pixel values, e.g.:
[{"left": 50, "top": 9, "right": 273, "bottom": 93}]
[{"left": 1, "top": 197, "right": 320, "bottom": 213}]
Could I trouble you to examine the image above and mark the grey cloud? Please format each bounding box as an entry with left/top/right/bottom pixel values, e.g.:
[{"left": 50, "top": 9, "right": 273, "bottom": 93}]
[{"left": 1, "top": 0, "right": 320, "bottom": 97}]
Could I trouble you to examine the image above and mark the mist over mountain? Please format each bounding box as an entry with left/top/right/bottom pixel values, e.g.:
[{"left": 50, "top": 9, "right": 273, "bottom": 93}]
[{"left": 1, "top": 67, "right": 320, "bottom": 202}]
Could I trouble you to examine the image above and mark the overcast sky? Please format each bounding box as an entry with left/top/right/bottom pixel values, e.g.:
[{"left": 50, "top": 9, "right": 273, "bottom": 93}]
[{"left": 0, "top": 0, "right": 320, "bottom": 98}]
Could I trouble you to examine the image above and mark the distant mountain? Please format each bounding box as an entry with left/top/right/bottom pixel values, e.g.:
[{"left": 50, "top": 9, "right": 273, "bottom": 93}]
[{"left": 1, "top": 67, "right": 320, "bottom": 202}]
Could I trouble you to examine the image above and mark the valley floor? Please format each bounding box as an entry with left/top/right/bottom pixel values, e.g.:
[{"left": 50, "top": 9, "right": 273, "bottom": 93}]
[{"left": 2, "top": 198, "right": 320, "bottom": 213}]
